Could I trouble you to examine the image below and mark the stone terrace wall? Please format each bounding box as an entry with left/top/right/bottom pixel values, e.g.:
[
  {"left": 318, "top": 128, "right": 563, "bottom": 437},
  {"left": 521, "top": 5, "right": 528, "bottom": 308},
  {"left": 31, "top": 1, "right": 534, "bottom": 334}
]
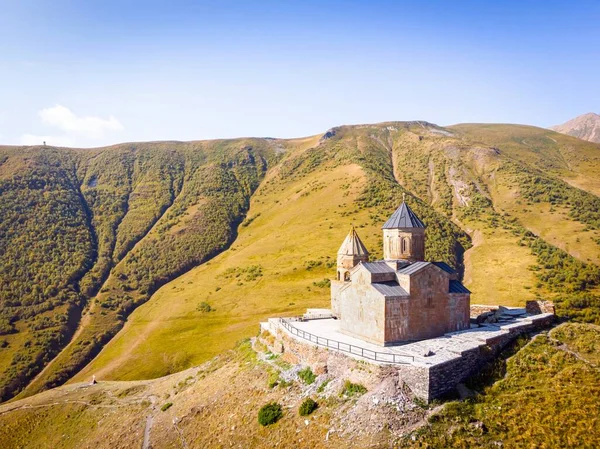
[
  {"left": 394, "top": 364, "right": 429, "bottom": 401},
  {"left": 526, "top": 300, "right": 556, "bottom": 315},
  {"left": 427, "top": 347, "right": 482, "bottom": 400},
  {"left": 470, "top": 304, "right": 499, "bottom": 319},
  {"left": 260, "top": 320, "right": 386, "bottom": 388},
  {"left": 261, "top": 313, "right": 555, "bottom": 402},
  {"left": 425, "top": 313, "right": 555, "bottom": 400}
]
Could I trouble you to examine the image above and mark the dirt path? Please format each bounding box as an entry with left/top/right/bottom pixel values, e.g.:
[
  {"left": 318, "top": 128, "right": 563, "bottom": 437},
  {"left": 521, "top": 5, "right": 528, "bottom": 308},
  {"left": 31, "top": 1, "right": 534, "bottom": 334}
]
[
  {"left": 461, "top": 229, "right": 482, "bottom": 288},
  {"left": 142, "top": 415, "right": 153, "bottom": 449}
]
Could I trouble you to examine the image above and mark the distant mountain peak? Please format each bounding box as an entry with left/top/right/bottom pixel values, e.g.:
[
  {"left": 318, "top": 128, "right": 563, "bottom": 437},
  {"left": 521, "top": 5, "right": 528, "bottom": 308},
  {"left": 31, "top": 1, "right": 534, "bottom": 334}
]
[{"left": 550, "top": 112, "right": 600, "bottom": 143}]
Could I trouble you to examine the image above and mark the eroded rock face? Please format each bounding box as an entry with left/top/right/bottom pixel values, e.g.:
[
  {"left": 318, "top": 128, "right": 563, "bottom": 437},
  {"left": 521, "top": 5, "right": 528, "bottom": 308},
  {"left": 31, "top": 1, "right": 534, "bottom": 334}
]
[
  {"left": 551, "top": 112, "right": 600, "bottom": 143},
  {"left": 319, "top": 128, "right": 337, "bottom": 143}
]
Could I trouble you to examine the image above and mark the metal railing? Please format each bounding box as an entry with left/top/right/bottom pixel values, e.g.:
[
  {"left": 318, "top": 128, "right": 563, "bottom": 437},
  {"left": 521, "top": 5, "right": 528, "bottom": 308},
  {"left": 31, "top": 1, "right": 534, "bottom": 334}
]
[
  {"left": 301, "top": 312, "right": 334, "bottom": 321},
  {"left": 279, "top": 318, "right": 414, "bottom": 364}
]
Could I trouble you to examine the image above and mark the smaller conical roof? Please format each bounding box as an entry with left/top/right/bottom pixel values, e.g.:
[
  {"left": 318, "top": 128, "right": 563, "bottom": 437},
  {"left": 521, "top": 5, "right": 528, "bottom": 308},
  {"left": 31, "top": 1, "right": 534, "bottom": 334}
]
[
  {"left": 382, "top": 201, "right": 426, "bottom": 229},
  {"left": 338, "top": 227, "right": 369, "bottom": 256}
]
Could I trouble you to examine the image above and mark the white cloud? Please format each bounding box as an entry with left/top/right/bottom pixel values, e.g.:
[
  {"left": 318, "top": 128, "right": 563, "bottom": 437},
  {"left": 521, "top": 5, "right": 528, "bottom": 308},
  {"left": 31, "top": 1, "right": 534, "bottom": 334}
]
[
  {"left": 20, "top": 134, "right": 75, "bottom": 147},
  {"left": 39, "top": 104, "right": 123, "bottom": 139},
  {"left": 16, "top": 105, "right": 124, "bottom": 147}
]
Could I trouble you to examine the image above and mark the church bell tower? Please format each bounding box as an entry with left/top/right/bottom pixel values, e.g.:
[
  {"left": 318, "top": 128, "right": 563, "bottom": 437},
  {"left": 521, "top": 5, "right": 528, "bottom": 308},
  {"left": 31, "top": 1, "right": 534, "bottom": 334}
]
[{"left": 336, "top": 226, "right": 369, "bottom": 281}]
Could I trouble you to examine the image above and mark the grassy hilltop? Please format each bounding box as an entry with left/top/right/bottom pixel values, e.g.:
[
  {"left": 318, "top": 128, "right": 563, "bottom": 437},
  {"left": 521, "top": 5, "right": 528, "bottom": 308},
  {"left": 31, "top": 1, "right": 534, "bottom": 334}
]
[{"left": 1, "top": 120, "right": 600, "bottom": 403}]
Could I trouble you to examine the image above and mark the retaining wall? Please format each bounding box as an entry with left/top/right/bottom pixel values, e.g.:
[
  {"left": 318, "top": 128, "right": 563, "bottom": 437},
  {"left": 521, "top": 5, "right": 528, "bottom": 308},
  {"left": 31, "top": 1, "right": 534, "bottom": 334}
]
[{"left": 261, "top": 312, "right": 555, "bottom": 402}]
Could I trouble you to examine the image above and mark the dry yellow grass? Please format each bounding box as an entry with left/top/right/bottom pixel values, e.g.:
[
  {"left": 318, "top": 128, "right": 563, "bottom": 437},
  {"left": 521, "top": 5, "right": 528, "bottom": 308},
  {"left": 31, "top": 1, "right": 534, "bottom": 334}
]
[
  {"left": 450, "top": 124, "right": 600, "bottom": 198},
  {"left": 493, "top": 181, "right": 600, "bottom": 266},
  {"left": 74, "top": 162, "right": 554, "bottom": 381},
  {"left": 73, "top": 163, "right": 382, "bottom": 382},
  {"left": 462, "top": 229, "right": 537, "bottom": 307},
  {"left": 63, "top": 122, "right": 600, "bottom": 384},
  {"left": 0, "top": 338, "right": 428, "bottom": 449}
]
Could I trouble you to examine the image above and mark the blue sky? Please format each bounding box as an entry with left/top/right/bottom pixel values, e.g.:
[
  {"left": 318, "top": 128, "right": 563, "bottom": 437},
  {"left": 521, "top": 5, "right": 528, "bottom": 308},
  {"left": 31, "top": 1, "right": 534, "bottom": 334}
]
[{"left": 1, "top": 0, "right": 599, "bottom": 147}]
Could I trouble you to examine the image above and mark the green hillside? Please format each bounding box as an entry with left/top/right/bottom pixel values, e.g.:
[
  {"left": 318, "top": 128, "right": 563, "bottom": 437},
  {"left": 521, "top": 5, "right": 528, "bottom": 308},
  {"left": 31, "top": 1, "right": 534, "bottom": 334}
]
[
  {"left": 2, "top": 121, "right": 600, "bottom": 403},
  {"left": 403, "top": 322, "right": 600, "bottom": 448},
  {"left": 0, "top": 140, "right": 278, "bottom": 401},
  {"left": 71, "top": 122, "right": 600, "bottom": 384}
]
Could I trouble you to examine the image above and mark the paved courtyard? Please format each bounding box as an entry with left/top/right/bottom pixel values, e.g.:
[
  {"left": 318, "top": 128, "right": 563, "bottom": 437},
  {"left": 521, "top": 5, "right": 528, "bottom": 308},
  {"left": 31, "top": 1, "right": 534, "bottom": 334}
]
[{"left": 269, "top": 309, "right": 553, "bottom": 368}]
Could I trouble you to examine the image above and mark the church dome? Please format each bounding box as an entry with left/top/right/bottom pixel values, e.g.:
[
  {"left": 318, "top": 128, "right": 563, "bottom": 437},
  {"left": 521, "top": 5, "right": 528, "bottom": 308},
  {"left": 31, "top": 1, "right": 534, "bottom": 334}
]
[{"left": 382, "top": 201, "right": 426, "bottom": 229}]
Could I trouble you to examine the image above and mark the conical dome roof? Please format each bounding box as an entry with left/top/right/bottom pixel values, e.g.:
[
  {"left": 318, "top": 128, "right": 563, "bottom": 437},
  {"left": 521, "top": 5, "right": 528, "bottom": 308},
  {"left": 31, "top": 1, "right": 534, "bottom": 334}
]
[
  {"left": 382, "top": 201, "right": 426, "bottom": 229},
  {"left": 338, "top": 227, "right": 369, "bottom": 256}
]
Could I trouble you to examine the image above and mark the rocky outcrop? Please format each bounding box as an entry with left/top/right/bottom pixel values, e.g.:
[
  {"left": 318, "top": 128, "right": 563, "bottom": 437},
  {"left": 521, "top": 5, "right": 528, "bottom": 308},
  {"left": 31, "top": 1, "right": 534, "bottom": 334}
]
[{"left": 551, "top": 112, "right": 600, "bottom": 143}]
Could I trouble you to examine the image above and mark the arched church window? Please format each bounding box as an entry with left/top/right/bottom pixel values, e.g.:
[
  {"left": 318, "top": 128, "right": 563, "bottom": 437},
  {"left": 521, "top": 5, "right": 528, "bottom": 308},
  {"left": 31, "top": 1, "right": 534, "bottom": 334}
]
[
  {"left": 344, "top": 271, "right": 350, "bottom": 281},
  {"left": 402, "top": 238, "right": 409, "bottom": 253}
]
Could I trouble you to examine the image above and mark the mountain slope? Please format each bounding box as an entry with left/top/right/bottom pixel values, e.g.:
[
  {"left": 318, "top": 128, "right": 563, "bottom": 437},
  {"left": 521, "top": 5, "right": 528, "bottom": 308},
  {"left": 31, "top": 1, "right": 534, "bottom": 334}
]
[
  {"left": 71, "top": 124, "right": 471, "bottom": 382},
  {"left": 449, "top": 124, "right": 600, "bottom": 264},
  {"left": 0, "top": 141, "right": 278, "bottom": 402},
  {"left": 72, "top": 122, "right": 600, "bottom": 385},
  {"left": 2, "top": 120, "right": 600, "bottom": 403},
  {"left": 551, "top": 112, "right": 600, "bottom": 144}
]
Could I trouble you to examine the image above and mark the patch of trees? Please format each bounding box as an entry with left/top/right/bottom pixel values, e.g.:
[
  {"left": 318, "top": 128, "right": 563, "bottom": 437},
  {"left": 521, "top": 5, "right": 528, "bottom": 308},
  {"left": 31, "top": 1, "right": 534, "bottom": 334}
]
[
  {"left": 521, "top": 231, "right": 600, "bottom": 324},
  {"left": 0, "top": 148, "right": 93, "bottom": 401},
  {"left": 0, "top": 141, "right": 276, "bottom": 401},
  {"left": 22, "top": 141, "right": 276, "bottom": 398},
  {"left": 218, "top": 265, "right": 264, "bottom": 282}
]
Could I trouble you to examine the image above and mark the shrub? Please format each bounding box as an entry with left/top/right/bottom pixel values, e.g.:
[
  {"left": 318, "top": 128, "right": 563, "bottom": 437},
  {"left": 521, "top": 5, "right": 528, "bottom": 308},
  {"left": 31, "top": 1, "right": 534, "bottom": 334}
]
[
  {"left": 342, "top": 380, "right": 367, "bottom": 397},
  {"left": 161, "top": 402, "right": 173, "bottom": 412},
  {"left": 0, "top": 320, "right": 16, "bottom": 336},
  {"left": 312, "top": 278, "right": 331, "bottom": 288},
  {"left": 304, "top": 260, "right": 323, "bottom": 271},
  {"left": 299, "top": 398, "right": 318, "bottom": 416},
  {"left": 267, "top": 370, "right": 279, "bottom": 389},
  {"left": 278, "top": 378, "right": 293, "bottom": 388},
  {"left": 197, "top": 302, "right": 213, "bottom": 313},
  {"left": 298, "top": 367, "right": 316, "bottom": 385},
  {"left": 317, "top": 379, "right": 330, "bottom": 393},
  {"left": 258, "top": 402, "right": 283, "bottom": 426}
]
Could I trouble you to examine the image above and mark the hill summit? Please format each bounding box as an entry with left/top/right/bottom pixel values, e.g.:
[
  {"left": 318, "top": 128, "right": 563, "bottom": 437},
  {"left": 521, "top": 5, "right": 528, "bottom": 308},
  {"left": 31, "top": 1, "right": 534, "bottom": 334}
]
[{"left": 551, "top": 112, "right": 600, "bottom": 143}]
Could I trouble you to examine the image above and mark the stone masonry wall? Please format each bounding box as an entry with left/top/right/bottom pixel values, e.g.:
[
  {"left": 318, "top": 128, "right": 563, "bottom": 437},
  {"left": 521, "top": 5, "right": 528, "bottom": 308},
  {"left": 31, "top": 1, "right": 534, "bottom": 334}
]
[
  {"left": 262, "top": 311, "right": 555, "bottom": 402},
  {"left": 263, "top": 321, "right": 386, "bottom": 388},
  {"left": 395, "top": 364, "right": 429, "bottom": 401},
  {"left": 339, "top": 268, "right": 386, "bottom": 345},
  {"left": 427, "top": 347, "right": 483, "bottom": 400},
  {"left": 401, "top": 265, "right": 469, "bottom": 341},
  {"left": 526, "top": 300, "right": 556, "bottom": 315},
  {"left": 470, "top": 304, "right": 499, "bottom": 319},
  {"left": 426, "top": 314, "right": 555, "bottom": 400}
]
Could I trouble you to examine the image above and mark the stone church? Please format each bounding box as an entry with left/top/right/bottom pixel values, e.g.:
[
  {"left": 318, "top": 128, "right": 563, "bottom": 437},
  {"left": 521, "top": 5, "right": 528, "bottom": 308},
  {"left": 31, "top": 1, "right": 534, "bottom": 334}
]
[{"left": 330, "top": 200, "right": 470, "bottom": 346}]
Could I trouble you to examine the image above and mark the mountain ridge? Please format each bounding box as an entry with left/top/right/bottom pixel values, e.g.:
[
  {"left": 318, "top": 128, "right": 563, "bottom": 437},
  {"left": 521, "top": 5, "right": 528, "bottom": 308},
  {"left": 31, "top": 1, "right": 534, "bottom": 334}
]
[{"left": 550, "top": 112, "right": 600, "bottom": 143}]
